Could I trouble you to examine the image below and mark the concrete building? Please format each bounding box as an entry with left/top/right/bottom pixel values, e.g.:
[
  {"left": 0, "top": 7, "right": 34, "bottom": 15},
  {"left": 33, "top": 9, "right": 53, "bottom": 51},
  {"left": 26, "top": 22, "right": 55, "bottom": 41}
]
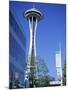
[
  {"left": 50, "top": 45, "right": 62, "bottom": 86},
  {"left": 55, "top": 45, "right": 62, "bottom": 85}
]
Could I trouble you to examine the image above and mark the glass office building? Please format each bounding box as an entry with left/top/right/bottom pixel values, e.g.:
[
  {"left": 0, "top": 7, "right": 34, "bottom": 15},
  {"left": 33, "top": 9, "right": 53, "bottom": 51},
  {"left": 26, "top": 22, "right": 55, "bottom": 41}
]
[{"left": 9, "top": 7, "right": 26, "bottom": 89}]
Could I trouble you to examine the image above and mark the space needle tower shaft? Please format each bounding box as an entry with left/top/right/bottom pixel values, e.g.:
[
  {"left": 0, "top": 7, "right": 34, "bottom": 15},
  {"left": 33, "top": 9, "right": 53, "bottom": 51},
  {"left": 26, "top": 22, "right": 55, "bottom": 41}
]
[{"left": 24, "top": 8, "right": 42, "bottom": 87}]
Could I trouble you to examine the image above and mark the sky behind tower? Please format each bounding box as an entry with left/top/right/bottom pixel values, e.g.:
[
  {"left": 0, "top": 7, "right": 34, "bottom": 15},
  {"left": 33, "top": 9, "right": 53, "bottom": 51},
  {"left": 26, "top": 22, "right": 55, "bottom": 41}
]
[{"left": 10, "top": 1, "right": 66, "bottom": 79}]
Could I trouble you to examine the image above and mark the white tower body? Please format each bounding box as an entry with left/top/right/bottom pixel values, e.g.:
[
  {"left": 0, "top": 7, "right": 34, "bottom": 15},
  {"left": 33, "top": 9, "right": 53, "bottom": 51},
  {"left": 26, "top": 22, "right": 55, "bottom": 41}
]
[
  {"left": 56, "top": 46, "right": 62, "bottom": 85},
  {"left": 24, "top": 8, "right": 42, "bottom": 87}
]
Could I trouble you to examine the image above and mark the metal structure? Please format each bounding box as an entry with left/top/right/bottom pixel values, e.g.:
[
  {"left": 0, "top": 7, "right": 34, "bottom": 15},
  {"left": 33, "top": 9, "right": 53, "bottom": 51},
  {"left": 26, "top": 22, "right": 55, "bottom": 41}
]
[{"left": 24, "top": 8, "right": 42, "bottom": 87}]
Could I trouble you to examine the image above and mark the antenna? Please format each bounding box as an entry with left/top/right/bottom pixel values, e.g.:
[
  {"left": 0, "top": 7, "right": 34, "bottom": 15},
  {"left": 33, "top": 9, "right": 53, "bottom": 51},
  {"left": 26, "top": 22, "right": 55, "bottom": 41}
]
[
  {"left": 59, "top": 42, "right": 61, "bottom": 53},
  {"left": 33, "top": 3, "right": 35, "bottom": 8}
]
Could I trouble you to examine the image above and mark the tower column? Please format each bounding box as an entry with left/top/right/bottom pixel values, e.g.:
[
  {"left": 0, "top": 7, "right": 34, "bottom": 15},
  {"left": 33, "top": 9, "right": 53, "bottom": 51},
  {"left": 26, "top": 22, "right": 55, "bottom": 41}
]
[
  {"left": 28, "top": 16, "right": 38, "bottom": 86},
  {"left": 28, "top": 17, "right": 37, "bottom": 58}
]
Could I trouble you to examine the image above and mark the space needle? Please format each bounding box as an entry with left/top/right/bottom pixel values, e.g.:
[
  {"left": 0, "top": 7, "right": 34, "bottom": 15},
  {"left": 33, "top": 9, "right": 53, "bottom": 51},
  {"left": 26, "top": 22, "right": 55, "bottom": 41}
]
[{"left": 24, "top": 7, "right": 42, "bottom": 87}]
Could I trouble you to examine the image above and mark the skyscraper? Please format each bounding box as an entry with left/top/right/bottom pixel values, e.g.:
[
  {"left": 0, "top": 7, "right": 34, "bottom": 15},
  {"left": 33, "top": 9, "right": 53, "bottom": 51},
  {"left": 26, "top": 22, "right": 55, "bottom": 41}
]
[
  {"left": 9, "top": 7, "right": 26, "bottom": 88},
  {"left": 56, "top": 45, "right": 62, "bottom": 85}
]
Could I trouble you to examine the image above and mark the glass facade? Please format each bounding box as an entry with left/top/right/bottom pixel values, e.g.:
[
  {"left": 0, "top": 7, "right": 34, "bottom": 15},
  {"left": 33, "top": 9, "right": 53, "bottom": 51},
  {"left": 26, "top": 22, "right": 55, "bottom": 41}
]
[{"left": 9, "top": 7, "right": 26, "bottom": 89}]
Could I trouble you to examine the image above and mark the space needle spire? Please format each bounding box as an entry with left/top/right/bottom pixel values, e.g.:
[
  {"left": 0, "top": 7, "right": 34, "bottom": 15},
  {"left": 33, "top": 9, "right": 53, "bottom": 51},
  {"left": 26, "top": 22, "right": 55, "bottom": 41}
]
[{"left": 24, "top": 7, "right": 43, "bottom": 87}]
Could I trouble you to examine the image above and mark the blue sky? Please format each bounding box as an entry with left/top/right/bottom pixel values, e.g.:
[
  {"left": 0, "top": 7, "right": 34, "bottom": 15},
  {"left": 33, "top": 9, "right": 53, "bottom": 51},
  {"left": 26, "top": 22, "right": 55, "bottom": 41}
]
[{"left": 10, "top": 1, "right": 66, "bottom": 79}]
